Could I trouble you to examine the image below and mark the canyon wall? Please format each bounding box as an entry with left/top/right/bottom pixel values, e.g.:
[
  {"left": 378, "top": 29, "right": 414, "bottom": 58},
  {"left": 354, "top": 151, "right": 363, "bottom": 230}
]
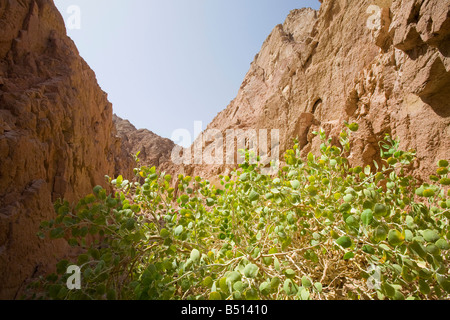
[
  {"left": 0, "top": 0, "right": 127, "bottom": 299},
  {"left": 178, "top": 0, "right": 449, "bottom": 181}
]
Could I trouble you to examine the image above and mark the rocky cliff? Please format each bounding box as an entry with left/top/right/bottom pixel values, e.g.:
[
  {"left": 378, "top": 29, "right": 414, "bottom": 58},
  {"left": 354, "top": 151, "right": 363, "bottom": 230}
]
[
  {"left": 177, "top": 0, "right": 449, "bottom": 181},
  {"left": 0, "top": 0, "right": 127, "bottom": 299},
  {"left": 113, "top": 114, "right": 175, "bottom": 172}
]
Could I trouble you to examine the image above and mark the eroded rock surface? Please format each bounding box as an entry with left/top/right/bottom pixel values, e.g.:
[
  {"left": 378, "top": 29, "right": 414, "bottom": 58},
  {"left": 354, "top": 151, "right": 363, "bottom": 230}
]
[
  {"left": 0, "top": 0, "right": 126, "bottom": 299},
  {"left": 113, "top": 114, "right": 175, "bottom": 172},
  {"left": 179, "top": 0, "right": 449, "bottom": 181}
]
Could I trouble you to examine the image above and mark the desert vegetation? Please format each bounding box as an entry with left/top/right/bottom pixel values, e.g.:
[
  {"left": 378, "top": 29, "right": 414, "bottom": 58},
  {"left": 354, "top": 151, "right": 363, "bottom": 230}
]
[{"left": 31, "top": 124, "right": 450, "bottom": 300}]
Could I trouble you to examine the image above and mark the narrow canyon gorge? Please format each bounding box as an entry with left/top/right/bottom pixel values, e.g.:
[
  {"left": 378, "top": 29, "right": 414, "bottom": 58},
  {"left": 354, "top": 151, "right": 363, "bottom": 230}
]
[{"left": 0, "top": 0, "right": 449, "bottom": 299}]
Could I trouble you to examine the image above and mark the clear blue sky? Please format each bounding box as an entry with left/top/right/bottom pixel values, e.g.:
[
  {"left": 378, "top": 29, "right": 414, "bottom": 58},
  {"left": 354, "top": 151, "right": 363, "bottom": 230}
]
[{"left": 54, "top": 0, "right": 321, "bottom": 145}]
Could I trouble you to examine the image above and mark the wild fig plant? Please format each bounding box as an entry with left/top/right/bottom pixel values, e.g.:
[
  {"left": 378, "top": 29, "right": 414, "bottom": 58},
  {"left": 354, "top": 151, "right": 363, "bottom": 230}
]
[{"left": 32, "top": 124, "right": 449, "bottom": 300}]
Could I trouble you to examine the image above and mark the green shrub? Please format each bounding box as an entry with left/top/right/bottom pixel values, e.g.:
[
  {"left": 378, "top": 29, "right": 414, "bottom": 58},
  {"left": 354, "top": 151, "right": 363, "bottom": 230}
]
[{"left": 32, "top": 124, "right": 449, "bottom": 300}]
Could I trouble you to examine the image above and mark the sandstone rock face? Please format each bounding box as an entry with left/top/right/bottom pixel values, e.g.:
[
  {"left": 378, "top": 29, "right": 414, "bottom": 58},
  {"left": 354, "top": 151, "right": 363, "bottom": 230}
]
[
  {"left": 0, "top": 0, "right": 126, "bottom": 299},
  {"left": 113, "top": 114, "right": 175, "bottom": 172},
  {"left": 181, "top": 0, "right": 449, "bottom": 181}
]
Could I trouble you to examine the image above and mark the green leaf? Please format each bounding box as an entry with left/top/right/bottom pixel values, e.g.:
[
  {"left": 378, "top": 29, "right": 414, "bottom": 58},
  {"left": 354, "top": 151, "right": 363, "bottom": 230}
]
[
  {"left": 229, "top": 290, "right": 240, "bottom": 300},
  {"left": 418, "top": 268, "right": 433, "bottom": 280},
  {"left": 265, "top": 193, "right": 274, "bottom": 200},
  {"left": 62, "top": 216, "right": 74, "bottom": 227},
  {"left": 314, "top": 282, "right": 323, "bottom": 293},
  {"left": 404, "top": 230, "right": 413, "bottom": 242},
  {"left": 418, "top": 279, "right": 430, "bottom": 295},
  {"left": 202, "top": 276, "right": 213, "bottom": 288},
  {"left": 374, "top": 203, "right": 388, "bottom": 217},
  {"left": 259, "top": 282, "right": 271, "bottom": 295},
  {"left": 438, "top": 160, "right": 449, "bottom": 168},
  {"left": 283, "top": 279, "right": 297, "bottom": 296},
  {"left": 301, "top": 276, "right": 312, "bottom": 288},
  {"left": 345, "top": 215, "right": 358, "bottom": 227},
  {"left": 382, "top": 282, "right": 396, "bottom": 297},
  {"left": 190, "top": 249, "right": 200, "bottom": 262},
  {"left": 206, "top": 198, "right": 215, "bottom": 206},
  {"left": 373, "top": 226, "right": 388, "bottom": 243},
  {"left": 393, "top": 290, "right": 405, "bottom": 300},
  {"left": 245, "top": 288, "right": 259, "bottom": 300},
  {"left": 88, "top": 248, "right": 100, "bottom": 260},
  {"left": 226, "top": 271, "right": 241, "bottom": 284},
  {"left": 422, "top": 189, "right": 435, "bottom": 197},
  {"left": 361, "top": 209, "right": 373, "bottom": 226},
  {"left": 422, "top": 229, "right": 440, "bottom": 243},
  {"left": 415, "top": 187, "right": 425, "bottom": 196},
  {"left": 343, "top": 252, "right": 355, "bottom": 260},
  {"left": 56, "top": 260, "right": 69, "bottom": 275},
  {"left": 336, "top": 236, "right": 352, "bottom": 249},
  {"left": 339, "top": 203, "right": 351, "bottom": 213},
  {"left": 233, "top": 281, "right": 245, "bottom": 292},
  {"left": 249, "top": 190, "right": 260, "bottom": 202},
  {"left": 180, "top": 194, "right": 189, "bottom": 204},
  {"left": 160, "top": 228, "right": 170, "bottom": 238},
  {"left": 436, "top": 274, "right": 450, "bottom": 293},
  {"left": 388, "top": 229, "right": 405, "bottom": 247},
  {"left": 343, "top": 194, "right": 354, "bottom": 203},
  {"left": 405, "top": 215, "right": 414, "bottom": 228},
  {"left": 96, "top": 284, "right": 106, "bottom": 296},
  {"left": 409, "top": 241, "right": 427, "bottom": 259},
  {"left": 240, "top": 173, "right": 249, "bottom": 181},
  {"left": 271, "top": 188, "right": 280, "bottom": 194},
  {"left": 270, "top": 277, "right": 281, "bottom": 289},
  {"left": 290, "top": 180, "right": 301, "bottom": 189},
  {"left": 174, "top": 225, "right": 184, "bottom": 237},
  {"left": 68, "top": 238, "right": 79, "bottom": 247},
  {"left": 243, "top": 264, "right": 259, "bottom": 278},
  {"left": 48, "top": 284, "right": 62, "bottom": 299},
  {"left": 77, "top": 254, "right": 89, "bottom": 266},
  {"left": 284, "top": 269, "right": 296, "bottom": 279},
  {"left": 219, "top": 277, "right": 228, "bottom": 293},
  {"left": 348, "top": 123, "right": 359, "bottom": 132},
  {"left": 125, "top": 218, "right": 135, "bottom": 230},
  {"left": 49, "top": 228, "right": 65, "bottom": 239},
  {"left": 209, "top": 292, "right": 222, "bottom": 300},
  {"left": 435, "top": 239, "right": 450, "bottom": 250},
  {"left": 362, "top": 245, "right": 375, "bottom": 255},
  {"left": 426, "top": 244, "right": 440, "bottom": 256},
  {"left": 299, "top": 287, "right": 310, "bottom": 300},
  {"left": 149, "top": 173, "right": 158, "bottom": 180}
]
